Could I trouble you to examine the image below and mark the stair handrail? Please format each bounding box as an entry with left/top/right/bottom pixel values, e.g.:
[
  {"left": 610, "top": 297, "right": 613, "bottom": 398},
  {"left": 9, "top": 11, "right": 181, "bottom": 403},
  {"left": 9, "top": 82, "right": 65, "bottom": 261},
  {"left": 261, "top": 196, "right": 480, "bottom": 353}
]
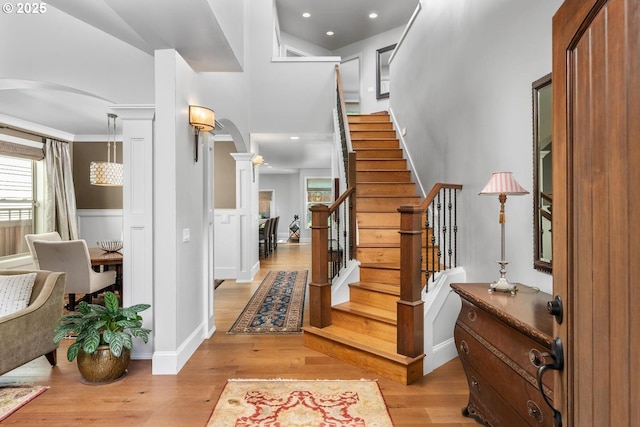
[
  {"left": 309, "top": 153, "right": 356, "bottom": 329},
  {"left": 335, "top": 65, "right": 354, "bottom": 185},
  {"left": 397, "top": 182, "right": 462, "bottom": 358},
  {"left": 308, "top": 66, "right": 357, "bottom": 329}
]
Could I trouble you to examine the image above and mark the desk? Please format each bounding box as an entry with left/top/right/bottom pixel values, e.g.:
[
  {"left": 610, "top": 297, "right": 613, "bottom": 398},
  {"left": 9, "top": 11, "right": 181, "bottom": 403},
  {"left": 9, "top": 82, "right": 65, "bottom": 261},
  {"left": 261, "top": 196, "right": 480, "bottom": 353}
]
[{"left": 88, "top": 247, "right": 123, "bottom": 297}]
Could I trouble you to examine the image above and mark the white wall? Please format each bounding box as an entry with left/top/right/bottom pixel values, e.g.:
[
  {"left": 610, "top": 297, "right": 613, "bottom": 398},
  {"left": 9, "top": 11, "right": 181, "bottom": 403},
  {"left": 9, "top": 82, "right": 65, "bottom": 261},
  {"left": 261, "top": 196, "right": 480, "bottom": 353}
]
[
  {"left": 279, "top": 31, "right": 333, "bottom": 57},
  {"left": 199, "top": 1, "right": 337, "bottom": 157},
  {"left": 248, "top": 1, "right": 336, "bottom": 134},
  {"left": 153, "top": 49, "right": 208, "bottom": 374},
  {"left": 391, "top": 0, "right": 561, "bottom": 294},
  {"left": 333, "top": 27, "right": 405, "bottom": 114},
  {"left": 207, "top": 0, "right": 246, "bottom": 68}
]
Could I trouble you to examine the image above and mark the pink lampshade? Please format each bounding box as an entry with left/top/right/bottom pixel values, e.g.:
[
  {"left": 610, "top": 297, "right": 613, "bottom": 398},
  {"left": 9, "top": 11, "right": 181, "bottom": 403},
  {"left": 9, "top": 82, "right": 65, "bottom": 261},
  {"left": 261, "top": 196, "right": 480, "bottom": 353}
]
[{"left": 479, "top": 172, "right": 529, "bottom": 195}]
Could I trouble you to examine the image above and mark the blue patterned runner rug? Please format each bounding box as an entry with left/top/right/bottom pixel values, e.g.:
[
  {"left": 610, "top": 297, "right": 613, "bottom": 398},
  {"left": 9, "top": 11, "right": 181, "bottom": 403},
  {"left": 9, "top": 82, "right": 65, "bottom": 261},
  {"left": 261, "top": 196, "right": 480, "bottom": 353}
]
[{"left": 227, "top": 270, "right": 308, "bottom": 334}]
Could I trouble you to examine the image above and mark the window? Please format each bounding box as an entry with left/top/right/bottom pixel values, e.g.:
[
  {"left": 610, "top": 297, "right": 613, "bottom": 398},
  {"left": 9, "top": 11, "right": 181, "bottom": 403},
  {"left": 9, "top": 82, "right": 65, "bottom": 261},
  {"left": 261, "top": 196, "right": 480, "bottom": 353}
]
[
  {"left": 305, "top": 178, "right": 332, "bottom": 228},
  {"left": 0, "top": 155, "right": 38, "bottom": 258}
]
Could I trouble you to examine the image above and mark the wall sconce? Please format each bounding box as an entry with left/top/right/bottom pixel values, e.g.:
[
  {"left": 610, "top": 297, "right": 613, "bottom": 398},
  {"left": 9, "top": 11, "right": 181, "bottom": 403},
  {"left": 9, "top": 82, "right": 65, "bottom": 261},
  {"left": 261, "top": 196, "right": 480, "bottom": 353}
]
[
  {"left": 90, "top": 113, "right": 123, "bottom": 186},
  {"left": 189, "top": 105, "right": 215, "bottom": 162},
  {"left": 479, "top": 171, "right": 529, "bottom": 294},
  {"left": 252, "top": 154, "right": 264, "bottom": 182}
]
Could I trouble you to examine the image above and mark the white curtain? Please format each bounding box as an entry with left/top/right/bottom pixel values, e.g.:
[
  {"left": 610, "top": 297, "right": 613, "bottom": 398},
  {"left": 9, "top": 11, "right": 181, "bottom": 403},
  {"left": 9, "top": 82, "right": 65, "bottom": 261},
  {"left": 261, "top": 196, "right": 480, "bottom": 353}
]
[{"left": 44, "top": 138, "right": 78, "bottom": 240}]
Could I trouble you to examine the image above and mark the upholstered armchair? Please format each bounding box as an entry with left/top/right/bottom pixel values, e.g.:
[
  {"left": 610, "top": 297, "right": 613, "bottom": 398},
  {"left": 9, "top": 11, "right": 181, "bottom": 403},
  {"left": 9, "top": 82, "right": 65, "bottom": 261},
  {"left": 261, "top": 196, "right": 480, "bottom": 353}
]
[
  {"left": 32, "top": 240, "right": 116, "bottom": 310},
  {"left": 0, "top": 270, "right": 65, "bottom": 376},
  {"left": 24, "top": 232, "right": 62, "bottom": 269}
]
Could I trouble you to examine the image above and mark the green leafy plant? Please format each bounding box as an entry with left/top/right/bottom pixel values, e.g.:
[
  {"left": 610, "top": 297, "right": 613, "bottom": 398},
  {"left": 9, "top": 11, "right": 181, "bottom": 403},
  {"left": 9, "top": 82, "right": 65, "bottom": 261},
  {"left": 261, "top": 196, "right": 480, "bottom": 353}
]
[{"left": 54, "top": 291, "right": 151, "bottom": 362}]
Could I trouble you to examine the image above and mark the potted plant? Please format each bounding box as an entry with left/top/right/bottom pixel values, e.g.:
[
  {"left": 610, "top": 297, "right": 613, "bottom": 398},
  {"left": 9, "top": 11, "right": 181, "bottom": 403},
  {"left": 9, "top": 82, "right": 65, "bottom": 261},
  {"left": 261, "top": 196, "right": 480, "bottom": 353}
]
[{"left": 54, "top": 291, "right": 150, "bottom": 383}]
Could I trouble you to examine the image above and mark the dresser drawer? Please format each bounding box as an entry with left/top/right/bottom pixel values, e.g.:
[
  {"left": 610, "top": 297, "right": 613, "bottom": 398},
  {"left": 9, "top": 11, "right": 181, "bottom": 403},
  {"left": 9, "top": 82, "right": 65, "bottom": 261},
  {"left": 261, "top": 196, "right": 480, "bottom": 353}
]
[
  {"left": 458, "top": 299, "right": 554, "bottom": 392},
  {"left": 455, "top": 324, "right": 554, "bottom": 426},
  {"left": 460, "top": 359, "right": 529, "bottom": 427}
]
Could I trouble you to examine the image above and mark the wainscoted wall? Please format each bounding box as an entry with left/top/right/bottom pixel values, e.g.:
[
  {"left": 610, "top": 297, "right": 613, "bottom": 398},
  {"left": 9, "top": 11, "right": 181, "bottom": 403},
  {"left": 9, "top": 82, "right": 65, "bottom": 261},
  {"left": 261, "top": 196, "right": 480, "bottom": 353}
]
[
  {"left": 214, "top": 209, "right": 238, "bottom": 279},
  {"left": 76, "top": 209, "right": 123, "bottom": 246}
]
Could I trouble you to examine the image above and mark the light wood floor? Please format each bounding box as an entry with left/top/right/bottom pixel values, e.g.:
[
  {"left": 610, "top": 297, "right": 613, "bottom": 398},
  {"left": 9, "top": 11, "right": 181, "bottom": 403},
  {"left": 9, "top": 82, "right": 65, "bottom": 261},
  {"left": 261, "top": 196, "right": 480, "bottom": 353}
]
[{"left": 1, "top": 243, "right": 477, "bottom": 426}]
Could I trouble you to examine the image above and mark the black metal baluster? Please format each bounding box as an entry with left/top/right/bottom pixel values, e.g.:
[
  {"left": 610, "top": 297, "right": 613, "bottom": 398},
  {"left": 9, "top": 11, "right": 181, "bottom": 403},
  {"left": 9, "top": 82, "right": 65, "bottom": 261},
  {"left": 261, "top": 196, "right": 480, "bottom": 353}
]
[
  {"left": 447, "top": 188, "right": 453, "bottom": 270},
  {"left": 437, "top": 192, "right": 442, "bottom": 274},
  {"left": 454, "top": 189, "right": 458, "bottom": 268}
]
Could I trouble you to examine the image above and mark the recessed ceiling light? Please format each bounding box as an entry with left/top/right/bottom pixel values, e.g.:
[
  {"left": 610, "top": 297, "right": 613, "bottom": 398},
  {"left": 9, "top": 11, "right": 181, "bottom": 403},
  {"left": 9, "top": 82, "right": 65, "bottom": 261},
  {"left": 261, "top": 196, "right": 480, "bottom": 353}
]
[
  {"left": 302, "top": 12, "right": 310, "bottom": 18},
  {"left": 369, "top": 12, "right": 378, "bottom": 19},
  {"left": 290, "top": 136, "right": 300, "bottom": 140},
  {"left": 326, "top": 31, "right": 334, "bottom": 36}
]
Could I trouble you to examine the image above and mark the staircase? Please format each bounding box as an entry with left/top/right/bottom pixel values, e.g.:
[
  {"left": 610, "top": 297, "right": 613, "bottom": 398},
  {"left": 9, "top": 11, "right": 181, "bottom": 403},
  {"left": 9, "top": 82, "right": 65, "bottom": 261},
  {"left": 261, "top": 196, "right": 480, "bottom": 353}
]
[{"left": 303, "top": 112, "right": 429, "bottom": 384}]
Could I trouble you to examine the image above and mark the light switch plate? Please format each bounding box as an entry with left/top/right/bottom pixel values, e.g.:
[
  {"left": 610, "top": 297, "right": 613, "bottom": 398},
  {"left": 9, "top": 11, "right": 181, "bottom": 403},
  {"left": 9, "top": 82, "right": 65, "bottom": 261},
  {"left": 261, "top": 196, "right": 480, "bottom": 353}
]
[{"left": 182, "top": 228, "right": 190, "bottom": 242}]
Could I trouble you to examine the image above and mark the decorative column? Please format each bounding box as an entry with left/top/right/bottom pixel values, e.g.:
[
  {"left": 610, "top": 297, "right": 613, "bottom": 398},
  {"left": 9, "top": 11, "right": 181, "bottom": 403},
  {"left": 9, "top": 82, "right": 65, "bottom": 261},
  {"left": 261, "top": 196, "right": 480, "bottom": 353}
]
[
  {"left": 231, "top": 153, "right": 258, "bottom": 283},
  {"left": 110, "top": 104, "right": 155, "bottom": 359}
]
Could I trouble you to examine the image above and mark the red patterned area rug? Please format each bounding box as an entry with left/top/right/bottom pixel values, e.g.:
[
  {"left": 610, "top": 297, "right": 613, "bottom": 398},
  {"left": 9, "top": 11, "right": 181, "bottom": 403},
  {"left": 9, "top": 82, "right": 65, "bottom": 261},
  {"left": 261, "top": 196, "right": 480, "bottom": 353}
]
[
  {"left": 0, "top": 385, "right": 48, "bottom": 422},
  {"left": 227, "top": 270, "right": 308, "bottom": 334},
  {"left": 206, "top": 379, "right": 394, "bottom": 427}
]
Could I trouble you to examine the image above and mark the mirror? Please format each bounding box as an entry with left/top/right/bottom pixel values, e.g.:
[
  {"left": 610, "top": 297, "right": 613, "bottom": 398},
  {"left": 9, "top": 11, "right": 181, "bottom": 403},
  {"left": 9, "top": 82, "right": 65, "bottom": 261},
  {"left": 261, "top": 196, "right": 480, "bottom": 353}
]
[
  {"left": 376, "top": 44, "right": 396, "bottom": 99},
  {"left": 533, "top": 73, "right": 552, "bottom": 273}
]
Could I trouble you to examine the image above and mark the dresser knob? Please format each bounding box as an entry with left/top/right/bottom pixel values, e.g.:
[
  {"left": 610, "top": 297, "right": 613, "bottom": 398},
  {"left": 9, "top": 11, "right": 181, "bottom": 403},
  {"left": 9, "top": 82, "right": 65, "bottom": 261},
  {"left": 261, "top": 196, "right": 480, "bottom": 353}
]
[
  {"left": 459, "top": 340, "right": 469, "bottom": 355},
  {"left": 470, "top": 376, "right": 481, "bottom": 391},
  {"left": 467, "top": 309, "right": 477, "bottom": 322},
  {"left": 527, "top": 400, "right": 544, "bottom": 423}
]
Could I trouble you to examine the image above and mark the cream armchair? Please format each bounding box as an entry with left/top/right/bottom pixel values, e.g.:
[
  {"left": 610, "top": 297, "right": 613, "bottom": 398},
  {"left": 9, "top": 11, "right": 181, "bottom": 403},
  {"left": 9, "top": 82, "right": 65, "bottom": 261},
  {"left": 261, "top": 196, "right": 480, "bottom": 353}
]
[
  {"left": 25, "top": 232, "right": 62, "bottom": 269},
  {"left": 33, "top": 240, "right": 116, "bottom": 310},
  {"left": 0, "top": 270, "right": 65, "bottom": 376}
]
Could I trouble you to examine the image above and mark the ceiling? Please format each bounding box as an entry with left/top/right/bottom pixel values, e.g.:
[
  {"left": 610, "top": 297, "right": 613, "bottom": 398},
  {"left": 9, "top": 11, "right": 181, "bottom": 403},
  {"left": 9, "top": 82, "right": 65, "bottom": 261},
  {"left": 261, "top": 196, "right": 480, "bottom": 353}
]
[
  {"left": 276, "top": 0, "right": 418, "bottom": 51},
  {"left": 1, "top": 0, "right": 418, "bottom": 173}
]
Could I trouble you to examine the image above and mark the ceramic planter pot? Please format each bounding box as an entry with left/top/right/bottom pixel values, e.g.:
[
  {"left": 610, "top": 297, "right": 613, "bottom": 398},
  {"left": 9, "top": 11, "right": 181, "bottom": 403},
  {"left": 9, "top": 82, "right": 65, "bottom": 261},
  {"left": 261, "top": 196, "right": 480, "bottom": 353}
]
[{"left": 76, "top": 345, "right": 130, "bottom": 384}]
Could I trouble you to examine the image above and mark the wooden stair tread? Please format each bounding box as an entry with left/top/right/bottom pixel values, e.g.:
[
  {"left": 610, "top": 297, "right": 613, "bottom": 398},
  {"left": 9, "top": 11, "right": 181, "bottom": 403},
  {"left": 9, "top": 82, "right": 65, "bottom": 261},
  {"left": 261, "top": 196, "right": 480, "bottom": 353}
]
[
  {"left": 356, "top": 158, "right": 405, "bottom": 161},
  {"left": 356, "top": 195, "right": 421, "bottom": 200},
  {"left": 356, "top": 169, "right": 409, "bottom": 173},
  {"left": 359, "top": 262, "right": 400, "bottom": 270},
  {"left": 357, "top": 242, "right": 401, "bottom": 249},
  {"left": 351, "top": 137, "right": 399, "bottom": 141},
  {"left": 351, "top": 281, "right": 400, "bottom": 296},
  {"left": 356, "top": 181, "right": 415, "bottom": 186},
  {"left": 334, "top": 301, "right": 396, "bottom": 323},
  {"left": 303, "top": 325, "right": 422, "bottom": 365}
]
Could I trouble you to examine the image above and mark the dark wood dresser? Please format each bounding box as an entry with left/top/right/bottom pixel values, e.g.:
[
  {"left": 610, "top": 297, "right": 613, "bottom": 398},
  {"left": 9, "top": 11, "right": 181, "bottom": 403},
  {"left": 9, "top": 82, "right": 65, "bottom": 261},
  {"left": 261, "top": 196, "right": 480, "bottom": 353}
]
[{"left": 450, "top": 283, "right": 555, "bottom": 427}]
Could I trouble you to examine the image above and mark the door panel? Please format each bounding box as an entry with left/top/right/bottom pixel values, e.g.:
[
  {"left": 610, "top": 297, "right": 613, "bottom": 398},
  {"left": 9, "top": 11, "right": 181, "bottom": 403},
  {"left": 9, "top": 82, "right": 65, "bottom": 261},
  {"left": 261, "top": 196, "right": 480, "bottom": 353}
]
[{"left": 553, "top": 0, "right": 639, "bottom": 425}]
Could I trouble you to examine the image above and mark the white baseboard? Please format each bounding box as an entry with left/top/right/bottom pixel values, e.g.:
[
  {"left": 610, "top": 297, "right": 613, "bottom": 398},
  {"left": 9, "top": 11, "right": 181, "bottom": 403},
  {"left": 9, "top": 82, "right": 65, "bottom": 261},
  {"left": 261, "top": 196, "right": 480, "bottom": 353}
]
[
  {"left": 215, "top": 267, "right": 236, "bottom": 280},
  {"left": 152, "top": 323, "right": 205, "bottom": 375},
  {"left": 423, "top": 267, "right": 466, "bottom": 375},
  {"left": 206, "top": 325, "right": 217, "bottom": 339},
  {"left": 424, "top": 338, "right": 459, "bottom": 374}
]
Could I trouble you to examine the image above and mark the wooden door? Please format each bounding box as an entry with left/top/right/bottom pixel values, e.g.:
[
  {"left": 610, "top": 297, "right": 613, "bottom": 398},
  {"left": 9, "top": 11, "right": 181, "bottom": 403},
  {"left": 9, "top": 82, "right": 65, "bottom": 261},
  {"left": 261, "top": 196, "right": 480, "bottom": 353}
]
[{"left": 553, "top": 0, "right": 639, "bottom": 426}]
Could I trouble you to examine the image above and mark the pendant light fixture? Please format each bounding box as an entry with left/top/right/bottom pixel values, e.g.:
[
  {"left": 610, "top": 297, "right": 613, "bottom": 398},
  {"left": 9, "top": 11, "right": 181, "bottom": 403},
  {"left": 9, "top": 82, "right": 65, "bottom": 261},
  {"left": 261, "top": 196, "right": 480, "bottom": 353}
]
[{"left": 90, "top": 113, "right": 123, "bottom": 186}]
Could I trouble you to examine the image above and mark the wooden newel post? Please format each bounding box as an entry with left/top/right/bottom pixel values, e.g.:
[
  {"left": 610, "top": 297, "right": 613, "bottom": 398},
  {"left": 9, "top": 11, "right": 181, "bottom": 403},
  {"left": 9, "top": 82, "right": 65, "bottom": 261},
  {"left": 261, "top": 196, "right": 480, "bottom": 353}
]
[
  {"left": 310, "top": 204, "right": 332, "bottom": 328},
  {"left": 397, "top": 205, "right": 425, "bottom": 357}
]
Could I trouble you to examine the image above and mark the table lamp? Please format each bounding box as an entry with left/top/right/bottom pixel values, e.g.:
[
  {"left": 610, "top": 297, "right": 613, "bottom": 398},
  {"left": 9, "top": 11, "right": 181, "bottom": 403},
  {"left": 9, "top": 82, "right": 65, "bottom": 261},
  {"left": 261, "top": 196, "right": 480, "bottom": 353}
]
[{"left": 479, "top": 171, "right": 529, "bottom": 294}]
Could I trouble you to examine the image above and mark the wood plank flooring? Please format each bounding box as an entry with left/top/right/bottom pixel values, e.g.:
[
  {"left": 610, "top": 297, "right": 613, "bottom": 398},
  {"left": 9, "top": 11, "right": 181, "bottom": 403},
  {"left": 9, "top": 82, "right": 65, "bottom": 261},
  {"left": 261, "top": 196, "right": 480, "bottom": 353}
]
[{"left": 0, "top": 243, "right": 477, "bottom": 426}]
